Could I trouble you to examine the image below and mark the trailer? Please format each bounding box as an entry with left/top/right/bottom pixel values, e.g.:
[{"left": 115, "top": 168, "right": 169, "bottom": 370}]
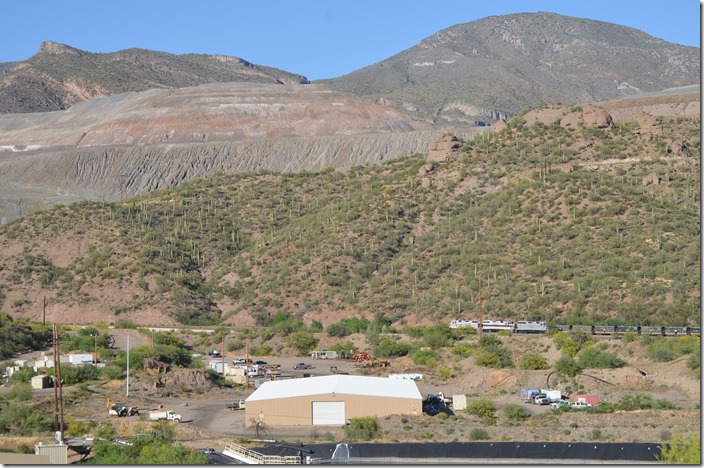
[
  {"left": 541, "top": 389, "right": 562, "bottom": 402},
  {"left": 519, "top": 388, "right": 540, "bottom": 403}
]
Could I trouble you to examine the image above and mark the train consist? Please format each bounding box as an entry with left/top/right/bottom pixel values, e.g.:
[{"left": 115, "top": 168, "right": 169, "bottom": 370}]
[{"left": 449, "top": 319, "right": 701, "bottom": 337}]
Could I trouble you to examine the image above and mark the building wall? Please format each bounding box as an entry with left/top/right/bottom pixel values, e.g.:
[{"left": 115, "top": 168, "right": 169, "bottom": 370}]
[{"left": 245, "top": 393, "right": 421, "bottom": 427}]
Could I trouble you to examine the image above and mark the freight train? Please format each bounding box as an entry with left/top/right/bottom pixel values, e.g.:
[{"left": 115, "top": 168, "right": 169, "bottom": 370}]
[{"left": 449, "top": 319, "right": 700, "bottom": 337}]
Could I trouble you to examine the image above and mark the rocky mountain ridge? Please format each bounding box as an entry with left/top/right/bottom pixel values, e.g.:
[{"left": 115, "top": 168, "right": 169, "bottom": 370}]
[
  {"left": 322, "top": 12, "right": 699, "bottom": 125},
  {"left": 0, "top": 40, "right": 309, "bottom": 114}
]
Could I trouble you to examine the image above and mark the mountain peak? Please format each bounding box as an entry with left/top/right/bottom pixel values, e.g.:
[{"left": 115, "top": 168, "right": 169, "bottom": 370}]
[{"left": 37, "top": 41, "right": 82, "bottom": 56}]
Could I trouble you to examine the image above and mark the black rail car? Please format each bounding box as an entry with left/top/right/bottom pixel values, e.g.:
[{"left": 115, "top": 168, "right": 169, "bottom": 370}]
[
  {"left": 615, "top": 326, "right": 639, "bottom": 334},
  {"left": 639, "top": 326, "right": 664, "bottom": 336},
  {"left": 687, "top": 327, "right": 701, "bottom": 336},
  {"left": 554, "top": 325, "right": 571, "bottom": 332},
  {"left": 593, "top": 326, "right": 616, "bottom": 335},
  {"left": 663, "top": 327, "right": 688, "bottom": 336},
  {"left": 572, "top": 325, "right": 594, "bottom": 334}
]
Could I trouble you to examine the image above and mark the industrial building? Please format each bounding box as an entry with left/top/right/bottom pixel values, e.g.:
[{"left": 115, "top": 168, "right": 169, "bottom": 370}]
[{"left": 244, "top": 375, "right": 422, "bottom": 426}]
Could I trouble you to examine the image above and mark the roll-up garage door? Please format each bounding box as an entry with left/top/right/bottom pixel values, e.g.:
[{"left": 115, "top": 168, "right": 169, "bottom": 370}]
[{"left": 312, "top": 401, "right": 345, "bottom": 425}]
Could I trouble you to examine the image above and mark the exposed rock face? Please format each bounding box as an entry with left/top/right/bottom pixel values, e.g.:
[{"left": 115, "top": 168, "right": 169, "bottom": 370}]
[
  {"left": 428, "top": 133, "right": 463, "bottom": 162},
  {"left": 492, "top": 119, "right": 508, "bottom": 133},
  {"left": 561, "top": 105, "right": 613, "bottom": 128},
  {"left": 0, "top": 128, "right": 484, "bottom": 224},
  {"left": 635, "top": 111, "right": 664, "bottom": 135},
  {"left": 642, "top": 172, "right": 661, "bottom": 186},
  {"left": 523, "top": 104, "right": 613, "bottom": 129}
]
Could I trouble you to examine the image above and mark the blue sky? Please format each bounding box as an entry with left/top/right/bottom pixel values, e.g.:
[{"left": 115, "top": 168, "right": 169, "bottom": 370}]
[{"left": 2, "top": 1, "right": 700, "bottom": 80}]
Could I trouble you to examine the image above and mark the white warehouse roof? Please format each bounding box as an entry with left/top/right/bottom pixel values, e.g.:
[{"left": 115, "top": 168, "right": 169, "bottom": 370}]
[{"left": 246, "top": 375, "right": 422, "bottom": 402}]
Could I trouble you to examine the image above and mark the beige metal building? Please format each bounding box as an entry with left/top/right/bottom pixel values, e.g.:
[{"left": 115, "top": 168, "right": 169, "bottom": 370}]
[{"left": 244, "top": 375, "right": 422, "bottom": 426}]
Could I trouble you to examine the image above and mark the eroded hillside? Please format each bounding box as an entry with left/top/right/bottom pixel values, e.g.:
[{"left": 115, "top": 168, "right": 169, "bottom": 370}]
[{"left": 0, "top": 111, "right": 698, "bottom": 328}]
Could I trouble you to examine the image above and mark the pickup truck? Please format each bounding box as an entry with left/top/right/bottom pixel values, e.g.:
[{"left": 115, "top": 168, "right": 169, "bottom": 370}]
[
  {"left": 569, "top": 401, "right": 592, "bottom": 409},
  {"left": 533, "top": 395, "right": 551, "bottom": 405},
  {"left": 226, "top": 400, "right": 246, "bottom": 411},
  {"left": 293, "top": 363, "right": 313, "bottom": 370}
]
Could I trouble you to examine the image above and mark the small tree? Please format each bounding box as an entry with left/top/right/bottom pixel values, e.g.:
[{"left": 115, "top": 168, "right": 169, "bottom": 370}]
[
  {"left": 518, "top": 352, "right": 549, "bottom": 370},
  {"left": 503, "top": 403, "right": 530, "bottom": 425},
  {"left": 286, "top": 332, "right": 318, "bottom": 356},
  {"left": 249, "top": 418, "right": 271, "bottom": 437},
  {"left": 465, "top": 399, "right": 498, "bottom": 425},
  {"left": 659, "top": 432, "right": 700, "bottom": 464},
  {"left": 554, "top": 355, "right": 582, "bottom": 377},
  {"left": 343, "top": 416, "right": 381, "bottom": 441}
]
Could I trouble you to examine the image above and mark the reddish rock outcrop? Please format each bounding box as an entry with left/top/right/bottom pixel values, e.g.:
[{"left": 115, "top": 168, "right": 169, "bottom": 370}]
[{"left": 428, "top": 133, "right": 462, "bottom": 162}]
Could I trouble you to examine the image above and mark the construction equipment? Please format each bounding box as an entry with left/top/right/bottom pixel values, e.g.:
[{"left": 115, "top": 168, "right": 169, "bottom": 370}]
[
  {"left": 358, "top": 359, "right": 390, "bottom": 368},
  {"left": 107, "top": 399, "right": 139, "bottom": 417},
  {"left": 351, "top": 353, "right": 371, "bottom": 361}
]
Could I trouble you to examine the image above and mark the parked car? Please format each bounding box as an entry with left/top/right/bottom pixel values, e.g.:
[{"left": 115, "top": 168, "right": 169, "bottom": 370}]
[
  {"left": 253, "top": 360, "right": 267, "bottom": 365},
  {"left": 233, "top": 358, "right": 252, "bottom": 364},
  {"left": 293, "top": 363, "right": 313, "bottom": 370},
  {"left": 550, "top": 400, "right": 569, "bottom": 409},
  {"left": 569, "top": 401, "right": 592, "bottom": 409}
]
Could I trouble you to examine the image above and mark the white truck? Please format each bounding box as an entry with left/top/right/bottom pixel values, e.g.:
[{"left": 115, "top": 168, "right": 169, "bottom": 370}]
[
  {"left": 541, "top": 389, "right": 562, "bottom": 402},
  {"left": 149, "top": 410, "right": 182, "bottom": 422}
]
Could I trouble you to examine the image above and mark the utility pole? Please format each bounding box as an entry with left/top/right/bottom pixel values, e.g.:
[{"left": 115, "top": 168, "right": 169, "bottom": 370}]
[
  {"left": 221, "top": 334, "right": 226, "bottom": 378},
  {"left": 126, "top": 334, "right": 130, "bottom": 398},
  {"left": 52, "top": 324, "right": 65, "bottom": 442},
  {"left": 245, "top": 342, "right": 250, "bottom": 388},
  {"left": 479, "top": 279, "right": 484, "bottom": 337},
  {"left": 42, "top": 296, "right": 46, "bottom": 325}
]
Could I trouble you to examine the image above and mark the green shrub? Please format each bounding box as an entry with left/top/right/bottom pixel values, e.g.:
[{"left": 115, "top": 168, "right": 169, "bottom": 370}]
[
  {"left": 114, "top": 319, "right": 137, "bottom": 329},
  {"left": 7, "top": 382, "right": 32, "bottom": 401},
  {"left": 10, "top": 366, "right": 35, "bottom": 383},
  {"left": 554, "top": 356, "right": 582, "bottom": 377},
  {"left": 326, "top": 322, "right": 351, "bottom": 337},
  {"left": 374, "top": 337, "right": 410, "bottom": 358},
  {"left": 576, "top": 347, "right": 626, "bottom": 369},
  {"left": 343, "top": 416, "right": 381, "bottom": 441},
  {"left": 622, "top": 331, "right": 637, "bottom": 343},
  {"left": 469, "top": 428, "right": 490, "bottom": 440},
  {"left": 518, "top": 352, "right": 549, "bottom": 370},
  {"left": 465, "top": 399, "right": 498, "bottom": 424},
  {"left": 659, "top": 432, "right": 700, "bottom": 464},
  {"left": 16, "top": 443, "right": 32, "bottom": 454},
  {"left": 286, "top": 331, "right": 318, "bottom": 356},
  {"left": 452, "top": 342, "right": 474, "bottom": 358},
  {"left": 410, "top": 348, "right": 438, "bottom": 367},
  {"left": 100, "top": 366, "right": 126, "bottom": 380},
  {"left": 503, "top": 403, "right": 530, "bottom": 424},
  {"left": 644, "top": 339, "right": 676, "bottom": 362}
]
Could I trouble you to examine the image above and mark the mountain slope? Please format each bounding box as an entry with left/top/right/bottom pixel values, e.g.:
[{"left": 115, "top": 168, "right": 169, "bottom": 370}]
[
  {"left": 321, "top": 12, "right": 699, "bottom": 125},
  {"left": 0, "top": 41, "right": 309, "bottom": 114},
  {"left": 0, "top": 113, "right": 698, "bottom": 328}
]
